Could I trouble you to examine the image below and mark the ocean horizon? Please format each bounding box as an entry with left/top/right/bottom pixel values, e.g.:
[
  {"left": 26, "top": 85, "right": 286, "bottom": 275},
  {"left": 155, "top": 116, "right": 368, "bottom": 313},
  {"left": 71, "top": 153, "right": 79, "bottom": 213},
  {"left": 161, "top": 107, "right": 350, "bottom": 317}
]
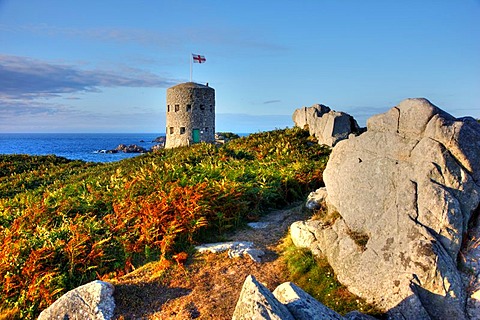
[
  {"left": 0, "top": 132, "right": 250, "bottom": 163},
  {"left": 0, "top": 133, "right": 166, "bottom": 163}
]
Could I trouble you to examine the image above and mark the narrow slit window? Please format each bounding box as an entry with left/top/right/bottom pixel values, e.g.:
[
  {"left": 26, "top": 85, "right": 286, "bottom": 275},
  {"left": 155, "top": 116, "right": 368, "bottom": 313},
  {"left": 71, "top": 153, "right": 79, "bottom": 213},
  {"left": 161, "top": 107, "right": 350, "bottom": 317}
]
[
  {"left": 180, "top": 127, "right": 186, "bottom": 134},
  {"left": 175, "top": 104, "right": 180, "bottom": 112},
  {"left": 200, "top": 104, "right": 205, "bottom": 111},
  {"left": 186, "top": 104, "right": 192, "bottom": 112},
  {"left": 204, "top": 127, "right": 209, "bottom": 132},
  {"left": 169, "top": 127, "right": 174, "bottom": 134},
  {"left": 167, "top": 105, "right": 170, "bottom": 112}
]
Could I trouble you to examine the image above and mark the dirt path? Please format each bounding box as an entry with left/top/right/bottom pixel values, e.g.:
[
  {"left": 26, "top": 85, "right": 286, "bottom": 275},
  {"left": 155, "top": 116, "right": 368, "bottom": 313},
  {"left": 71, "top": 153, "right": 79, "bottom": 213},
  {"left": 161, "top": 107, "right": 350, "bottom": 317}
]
[{"left": 112, "top": 203, "right": 307, "bottom": 320}]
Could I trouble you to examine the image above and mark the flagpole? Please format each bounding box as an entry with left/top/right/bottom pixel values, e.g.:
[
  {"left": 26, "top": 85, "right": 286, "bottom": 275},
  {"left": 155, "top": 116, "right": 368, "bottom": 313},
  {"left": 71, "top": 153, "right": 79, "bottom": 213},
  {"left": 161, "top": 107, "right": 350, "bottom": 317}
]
[{"left": 189, "top": 54, "right": 192, "bottom": 82}]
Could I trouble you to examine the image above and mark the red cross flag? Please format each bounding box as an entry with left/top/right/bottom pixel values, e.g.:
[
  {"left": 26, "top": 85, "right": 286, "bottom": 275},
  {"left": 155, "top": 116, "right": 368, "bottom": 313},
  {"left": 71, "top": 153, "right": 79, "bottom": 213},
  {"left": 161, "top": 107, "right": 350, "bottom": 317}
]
[{"left": 192, "top": 54, "right": 206, "bottom": 63}]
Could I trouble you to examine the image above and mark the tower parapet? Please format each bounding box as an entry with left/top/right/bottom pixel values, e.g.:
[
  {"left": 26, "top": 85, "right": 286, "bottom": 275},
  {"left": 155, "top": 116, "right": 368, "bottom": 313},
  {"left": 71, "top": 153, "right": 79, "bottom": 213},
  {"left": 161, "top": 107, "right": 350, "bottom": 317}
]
[{"left": 165, "top": 82, "right": 215, "bottom": 148}]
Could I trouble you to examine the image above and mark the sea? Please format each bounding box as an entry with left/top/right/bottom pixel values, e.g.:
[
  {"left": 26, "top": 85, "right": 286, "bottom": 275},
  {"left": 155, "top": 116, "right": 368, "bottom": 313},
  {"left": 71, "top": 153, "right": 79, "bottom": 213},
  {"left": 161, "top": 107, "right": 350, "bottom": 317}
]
[{"left": 0, "top": 133, "right": 166, "bottom": 163}]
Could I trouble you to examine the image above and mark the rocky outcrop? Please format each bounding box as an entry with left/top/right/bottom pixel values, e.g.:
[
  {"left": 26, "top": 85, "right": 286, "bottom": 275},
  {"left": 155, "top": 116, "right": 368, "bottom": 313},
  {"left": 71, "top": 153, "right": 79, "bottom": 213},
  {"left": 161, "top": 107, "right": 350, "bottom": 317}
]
[
  {"left": 95, "top": 144, "right": 151, "bottom": 154},
  {"left": 233, "top": 276, "right": 374, "bottom": 320},
  {"left": 153, "top": 136, "right": 166, "bottom": 144},
  {"left": 232, "top": 275, "right": 295, "bottom": 320},
  {"left": 292, "top": 104, "right": 362, "bottom": 147},
  {"left": 273, "top": 282, "right": 343, "bottom": 320},
  {"left": 38, "top": 280, "right": 115, "bottom": 320},
  {"left": 115, "top": 144, "right": 148, "bottom": 153},
  {"left": 291, "top": 98, "right": 480, "bottom": 319}
]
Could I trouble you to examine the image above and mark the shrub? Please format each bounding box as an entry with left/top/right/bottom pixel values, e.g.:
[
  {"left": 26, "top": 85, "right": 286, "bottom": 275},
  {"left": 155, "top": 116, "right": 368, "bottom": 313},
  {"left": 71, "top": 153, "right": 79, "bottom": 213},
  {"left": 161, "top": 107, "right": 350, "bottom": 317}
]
[{"left": 0, "top": 127, "right": 329, "bottom": 318}]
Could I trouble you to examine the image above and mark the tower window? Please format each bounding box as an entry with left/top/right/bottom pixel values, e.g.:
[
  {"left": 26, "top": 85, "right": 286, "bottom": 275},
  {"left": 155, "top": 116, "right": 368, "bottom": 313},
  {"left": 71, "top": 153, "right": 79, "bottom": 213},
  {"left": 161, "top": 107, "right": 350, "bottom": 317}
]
[
  {"left": 200, "top": 104, "right": 205, "bottom": 111},
  {"left": 169, "top": 127, "right": 174, "bottom": 134},
  {"left": 186, "top": 104, "right": 192, "bottom": 112},
  {"left": 167, "top": 105, "right": 170, "bottom": 112},
  {"left": 180, "top": 127, "right": 186, "bottom": 134},
  {"left": 205, "top": 127, "right": 209, "bottom": 132},
  {"left": 210, "top": 105, "right": 213, "bottom": 112},
  {"left": 175, "top": 104, "right": 180, "bottom": 112}
]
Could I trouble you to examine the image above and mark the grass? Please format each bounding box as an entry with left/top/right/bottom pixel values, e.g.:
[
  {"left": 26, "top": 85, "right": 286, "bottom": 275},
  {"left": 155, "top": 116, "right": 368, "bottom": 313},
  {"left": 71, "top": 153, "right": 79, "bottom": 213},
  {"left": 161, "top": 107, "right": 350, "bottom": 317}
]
[
  {"left": 0, "top": 128, "right": 387, "bottom": 319},
  {"left": 0, "top": 127, "right": 330, "bottom": 319},
  {"left": 280, "top": 235, "right": 384, "bottom": 317}
]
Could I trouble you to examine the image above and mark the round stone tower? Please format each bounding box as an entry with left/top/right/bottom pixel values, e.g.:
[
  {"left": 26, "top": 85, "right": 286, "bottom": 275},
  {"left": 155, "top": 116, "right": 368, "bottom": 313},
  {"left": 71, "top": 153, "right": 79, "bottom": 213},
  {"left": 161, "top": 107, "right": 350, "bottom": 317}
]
[{"left": 165, "top": 82, "right": 215, "bottom": 149}]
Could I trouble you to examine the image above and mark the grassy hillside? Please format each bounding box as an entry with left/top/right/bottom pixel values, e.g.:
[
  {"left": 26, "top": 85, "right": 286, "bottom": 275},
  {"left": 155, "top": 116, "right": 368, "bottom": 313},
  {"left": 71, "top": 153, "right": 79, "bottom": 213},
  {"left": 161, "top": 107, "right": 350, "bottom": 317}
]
[{"left": 0, "top": 128, "right": 329, "bottom": 318}]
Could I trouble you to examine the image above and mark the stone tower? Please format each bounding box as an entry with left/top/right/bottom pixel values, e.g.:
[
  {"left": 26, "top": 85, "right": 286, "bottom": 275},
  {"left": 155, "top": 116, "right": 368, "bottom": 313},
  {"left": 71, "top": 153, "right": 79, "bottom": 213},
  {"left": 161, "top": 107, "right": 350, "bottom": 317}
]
[{"left": 165, "top": 82, "right": 215, "bottom": 149}]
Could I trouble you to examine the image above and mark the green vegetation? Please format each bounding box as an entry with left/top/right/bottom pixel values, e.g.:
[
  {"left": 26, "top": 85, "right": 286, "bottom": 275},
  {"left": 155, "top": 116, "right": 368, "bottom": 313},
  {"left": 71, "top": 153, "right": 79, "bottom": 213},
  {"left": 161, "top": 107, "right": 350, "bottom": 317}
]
[
  {"left": 280, "top": 236, "right": 384, "bottom": 317},
  {"left": 0, "top": 128, "right": 329, "bottom": 319},
  {"left": 0, "top": 154, "right": 96, "bottom": 199}
]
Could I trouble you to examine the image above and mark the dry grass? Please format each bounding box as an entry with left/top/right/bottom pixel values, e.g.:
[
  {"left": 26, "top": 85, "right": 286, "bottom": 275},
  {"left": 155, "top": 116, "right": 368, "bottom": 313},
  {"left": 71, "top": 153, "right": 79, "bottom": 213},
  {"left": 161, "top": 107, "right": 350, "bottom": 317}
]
[{"left": 311, "top": 205, "right": 341, "bottom": 227}]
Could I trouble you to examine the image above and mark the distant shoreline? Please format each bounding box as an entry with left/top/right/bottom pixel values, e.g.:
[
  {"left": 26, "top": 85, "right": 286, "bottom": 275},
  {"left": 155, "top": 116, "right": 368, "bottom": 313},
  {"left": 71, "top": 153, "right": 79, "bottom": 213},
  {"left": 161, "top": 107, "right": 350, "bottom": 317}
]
[{"left": 0, "top": 132, "right": 251, "bottom": 163}]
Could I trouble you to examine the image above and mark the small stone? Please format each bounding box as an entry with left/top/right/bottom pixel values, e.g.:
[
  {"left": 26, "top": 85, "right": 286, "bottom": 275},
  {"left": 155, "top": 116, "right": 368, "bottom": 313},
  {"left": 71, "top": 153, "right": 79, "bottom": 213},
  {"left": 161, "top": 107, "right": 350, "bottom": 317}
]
[
  {"left": 305, "top": 187, "right": 328, "bottom": 210},
  {"left": 244, "top": 249, "right": 265, "bottom": 263},
  {"left": 247, "top": 222, "right": 269, "bottom": 229},
  {"left": 196, "top": 241, "right": 263, "bottom": 262},
  {"left": 195, "top": 241, "right": 253, "bottom": 254}
]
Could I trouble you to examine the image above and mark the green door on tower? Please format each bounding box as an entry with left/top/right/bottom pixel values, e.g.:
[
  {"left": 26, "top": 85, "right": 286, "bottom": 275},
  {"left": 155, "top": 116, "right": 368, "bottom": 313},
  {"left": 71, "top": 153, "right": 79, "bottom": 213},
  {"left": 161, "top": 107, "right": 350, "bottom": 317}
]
[{"left": 192, "top": 129, "right": 200, "bottom": 143}]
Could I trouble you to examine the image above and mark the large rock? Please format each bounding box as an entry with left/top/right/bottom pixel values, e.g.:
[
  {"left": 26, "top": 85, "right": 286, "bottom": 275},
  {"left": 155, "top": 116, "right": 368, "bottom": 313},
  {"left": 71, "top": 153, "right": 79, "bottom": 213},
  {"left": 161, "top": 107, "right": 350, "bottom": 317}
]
[
  {"left": 292, "top": 104, "right": 362, "bottom": 147},
  {"left": 38, "top": 280, "right": 115, "bottom": 320},
  {"left": 232, "top": 275, "right": 294, "bottom": 320},
  {"left": 295, "top": 98, "right": 480, "bottom": 319}
]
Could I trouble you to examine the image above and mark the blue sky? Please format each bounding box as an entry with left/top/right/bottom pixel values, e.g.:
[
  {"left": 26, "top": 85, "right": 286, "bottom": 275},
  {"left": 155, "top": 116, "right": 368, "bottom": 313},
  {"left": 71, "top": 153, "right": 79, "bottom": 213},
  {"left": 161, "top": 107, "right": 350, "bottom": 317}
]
[{"left": 0, "top": 0, "right": 479, "bottom": 133}]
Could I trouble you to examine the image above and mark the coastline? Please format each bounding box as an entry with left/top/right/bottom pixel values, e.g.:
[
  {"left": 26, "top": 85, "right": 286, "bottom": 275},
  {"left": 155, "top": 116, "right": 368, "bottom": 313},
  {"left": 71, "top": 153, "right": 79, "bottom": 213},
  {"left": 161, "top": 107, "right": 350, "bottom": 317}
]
[{"left": 0, "top": 132, "right": 251, "bottom": 163}]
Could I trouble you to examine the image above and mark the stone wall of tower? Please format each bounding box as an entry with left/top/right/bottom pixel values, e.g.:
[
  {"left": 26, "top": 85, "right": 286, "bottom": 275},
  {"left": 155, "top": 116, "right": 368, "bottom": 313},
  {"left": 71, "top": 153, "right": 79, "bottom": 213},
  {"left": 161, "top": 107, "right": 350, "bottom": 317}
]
[{"left": 165, "top": 82, "right": 215, "bottom": 149}]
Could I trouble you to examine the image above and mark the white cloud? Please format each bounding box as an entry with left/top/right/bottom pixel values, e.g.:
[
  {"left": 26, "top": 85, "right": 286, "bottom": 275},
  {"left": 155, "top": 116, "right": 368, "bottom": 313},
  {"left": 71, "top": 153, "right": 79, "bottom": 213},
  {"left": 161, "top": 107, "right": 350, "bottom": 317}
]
[{"left": 0, "top": 54, "right": 177, "bottom": 100}]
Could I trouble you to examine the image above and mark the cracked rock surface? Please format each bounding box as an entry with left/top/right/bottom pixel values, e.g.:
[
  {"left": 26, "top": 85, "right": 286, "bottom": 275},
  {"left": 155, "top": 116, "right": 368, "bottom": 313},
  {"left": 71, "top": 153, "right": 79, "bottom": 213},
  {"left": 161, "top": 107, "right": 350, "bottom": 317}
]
[
  {"left": 37, "top": 280, "right": 115, "bottom": 320},
  {"left": 294, "top": 98, "right": 480, "bottom": 319},
  {"left": 195, "top": 241, "right": 266, "bottom": 263},
  {"left": 232, "top": 275, "right": 295, "bottom": 320}
]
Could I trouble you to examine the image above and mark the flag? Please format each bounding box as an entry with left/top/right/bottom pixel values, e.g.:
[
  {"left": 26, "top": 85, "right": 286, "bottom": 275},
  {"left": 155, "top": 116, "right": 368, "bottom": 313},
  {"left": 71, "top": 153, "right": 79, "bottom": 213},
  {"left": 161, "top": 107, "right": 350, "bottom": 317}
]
[{"left": 192, "top": 54, "right": 206, "bottom": 64}]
